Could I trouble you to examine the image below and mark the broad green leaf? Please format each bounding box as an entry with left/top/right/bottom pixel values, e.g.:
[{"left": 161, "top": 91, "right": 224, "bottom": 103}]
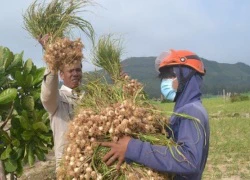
[
  {"left": 12, "top": 139, "right": 20, "bottom": 147},
  {"left": 21, "top": 96, "right": 34, "bottom": 111},
  {"left": 34, "top": 110, "right": 45, "bottom": 121},
  {"left": 19, "top": 116, "right": 31, "bottom": 130},
  {"left": 24, "top": 74, "right": 33, "bottom": 89},
  {"left": 16, "top": 160, "right": 24, "bottom": 177},
  {"left": 22, "top": 144, "right": 29, "bottom": 165},
  {"left": 30, "top": 91, "right": 40, "bottom": 101},
  {"left": 35, "top": 148, "right": 46, "bottom": 161},
  {"left": 15, "top": 71, "right": 23, "bottom": 87},
  {"left": 1, "top": 47, "right": 14, "bottom": 70},
  {"left": 0, "top": 145, "right": 12, "bottom": 160},
  {"left": 32, "top": 122, "right": 48, "bottom": 132},
  {"left": 42, "top": 112, "right": 49, "bottom": 122},
  {"left": 32, "top": 67, "right": 45, "bottom": 85},
  {"left": 4, "top": 158, "right": 17, "bottom": 172},
  {"left": 0, "top": 46, "right": 4, "bottom": 67},
  {"left": 34, "top": 111, "right": 49, "bottom": 124},
  {"left": 21, "top": 131, "right": 34, "bottom": 141},
  {"left": 0, "top": 129, "right": 11, "bottom": 144},
  {"left": 24, "top": 59, "right": 33, "bottom": 74},
  {"left": 31, "top": 65, "right": 37, "bottom": 73},
  {"left": 12, "top": 109, "right": 18, "bottom": 116},
  {"left": 36, "top": 141, "right": 49, "bottom": 151},
  {"left": 0, "top": 144, "right": 4, "bottom": 149},
  {"left": 3, "top": 48, "right": 12, "bottom": 69},
  {"left": 6, "top": 51, "right": 23, "bottom": 72},
  {"left": 28, "top": 144, "right": 35, "bottom": 166},
  {"left": 0, "top": 88, "right": 17, "bottom": 104},
  {"left": 0, "top": 66, "right": 5, "bottom": 75},
  {"left": 14, "top": 147, "right": 24, "bottom": 160},
  {"left": 11, "top": 117, "right": 21, "bottom": 129},
  {"left": 9, "top": 149, "right": 19, "bottom": 160},
  {"left": 21, "top": 110, "right": 29, "bottom": 120},
  {"left": 0, "top": 76, "right": 8, "bottom": 88},
  {"left": 38, "top": 133, "right": 51, "bottom": 142}
]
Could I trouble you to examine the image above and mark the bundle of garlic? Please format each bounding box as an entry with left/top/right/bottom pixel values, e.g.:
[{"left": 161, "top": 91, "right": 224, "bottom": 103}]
[
  {"left": 44, "top": 38, "right": 84, "bottom": 72},
  {"left": 57, "top": 99, "right": 172, "bottom": 180},
  {"left": 56, "top": 73, "right": 177, "bottom": 180},
  {"left": 122, "top": 75, "right": 144, "bottom": 97}
]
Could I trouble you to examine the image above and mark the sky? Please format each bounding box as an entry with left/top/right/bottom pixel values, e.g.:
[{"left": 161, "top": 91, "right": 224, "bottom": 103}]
[{"left": 1, "top": 0, "right": 250, "bottom": 72}]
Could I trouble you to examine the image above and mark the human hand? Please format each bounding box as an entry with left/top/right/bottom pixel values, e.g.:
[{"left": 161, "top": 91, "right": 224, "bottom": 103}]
[
  {"left": 38, "top": 34, "right": 50, "bottom": 49},
  {"left": 101, "top": 136, "right": 131, "bottom": 170},
  {"left": 120, "top": 71, "right": 130, "bottom": 80}
]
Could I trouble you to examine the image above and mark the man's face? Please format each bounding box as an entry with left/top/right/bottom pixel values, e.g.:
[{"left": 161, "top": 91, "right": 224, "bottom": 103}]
[{"left": 60, "top": 62, "right": 82, "bottom": 89}]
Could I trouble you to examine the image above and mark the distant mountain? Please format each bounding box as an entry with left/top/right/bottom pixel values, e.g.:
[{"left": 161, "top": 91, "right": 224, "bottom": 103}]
[{"left": 119, "top": 57, "right": 250, "bottom": 98}]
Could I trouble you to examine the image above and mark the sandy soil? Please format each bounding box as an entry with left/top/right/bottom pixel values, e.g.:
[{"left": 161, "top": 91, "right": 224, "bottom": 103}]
[{"left": 18, "top": 151, "right": 56, "bottom": 180}]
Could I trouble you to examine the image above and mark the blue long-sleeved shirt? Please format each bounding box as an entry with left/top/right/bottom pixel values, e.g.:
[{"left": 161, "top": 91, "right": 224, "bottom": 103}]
[{"left": 125, "top": 66, "right": 210, "bottom": 180}]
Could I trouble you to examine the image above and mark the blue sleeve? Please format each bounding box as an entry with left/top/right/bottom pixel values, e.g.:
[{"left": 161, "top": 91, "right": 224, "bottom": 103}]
[{"left": 125, "top": 117, "right": 205, "bottom": 174}]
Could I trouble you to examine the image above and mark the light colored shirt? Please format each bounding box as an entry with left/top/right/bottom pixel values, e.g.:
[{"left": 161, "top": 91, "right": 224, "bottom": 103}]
[{"left": 40, "top": 69, "right": 77, "bottom": 168}]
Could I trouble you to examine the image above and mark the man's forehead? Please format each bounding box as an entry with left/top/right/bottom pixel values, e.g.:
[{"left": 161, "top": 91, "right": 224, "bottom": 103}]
[{"left": 63, "top": 62, "right": 82, "bottom": 70}]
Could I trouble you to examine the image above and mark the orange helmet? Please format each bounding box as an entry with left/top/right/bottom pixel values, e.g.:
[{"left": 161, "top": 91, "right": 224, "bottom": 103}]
[{"left": 155, "top": 49, "right": 205, "bottom": 75}]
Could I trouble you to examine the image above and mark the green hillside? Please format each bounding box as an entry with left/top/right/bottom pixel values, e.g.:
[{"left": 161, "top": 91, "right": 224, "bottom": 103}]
[
  {"left": 201, "top": 59, "right": 250, "bottom": 94},
  {"left": 120, "top": 57, "right": 250, "bottom": 98}
]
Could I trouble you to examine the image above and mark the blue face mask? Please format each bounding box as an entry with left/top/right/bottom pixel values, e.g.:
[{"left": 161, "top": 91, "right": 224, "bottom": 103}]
[{"left": 161, "top": 79, "right": 177, "bottom": 101}]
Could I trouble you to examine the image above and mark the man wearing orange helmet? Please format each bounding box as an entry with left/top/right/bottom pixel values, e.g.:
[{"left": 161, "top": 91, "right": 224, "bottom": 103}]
[{"left": 102, "top": 49, "right": 210, "bottom": 180}]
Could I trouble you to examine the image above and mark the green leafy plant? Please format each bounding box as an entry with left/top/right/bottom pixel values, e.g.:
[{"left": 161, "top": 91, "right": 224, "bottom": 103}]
[
  {"left": 92, "top": 34, "right": 123, "bottom": 82},
  {"left": 0, "top": 46, "right": 52, "bottom": 178},
  {"left": 23, "top": 0, "right": 95, "bottom": 44}
]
